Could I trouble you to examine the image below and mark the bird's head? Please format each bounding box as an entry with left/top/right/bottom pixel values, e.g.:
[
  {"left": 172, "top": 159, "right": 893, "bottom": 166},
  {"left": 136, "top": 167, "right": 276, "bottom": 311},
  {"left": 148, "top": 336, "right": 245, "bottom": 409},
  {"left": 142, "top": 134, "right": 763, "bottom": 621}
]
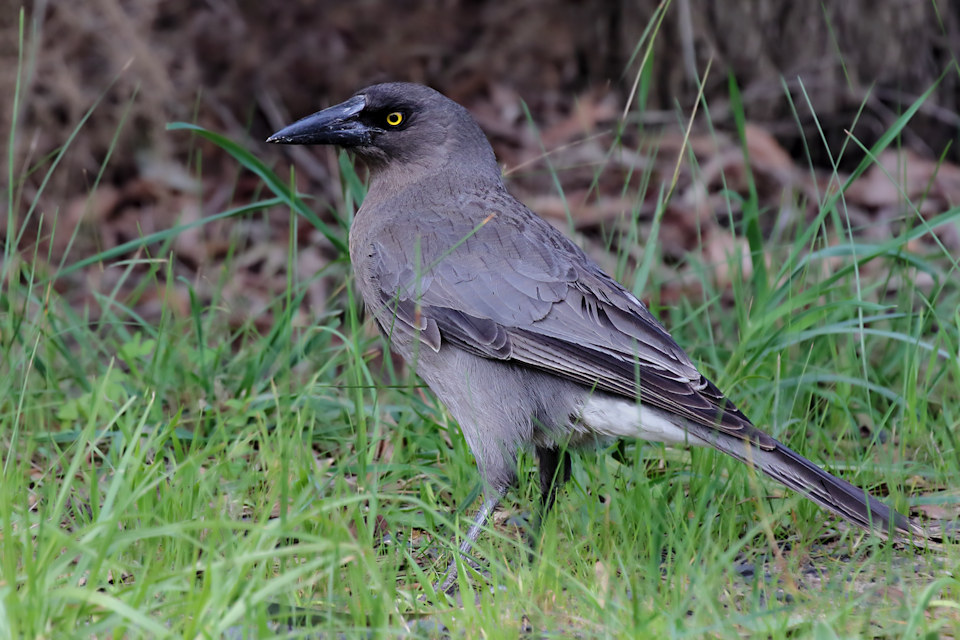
[{"left": 267, "top": 82, "right": 498, "bottom": 181}]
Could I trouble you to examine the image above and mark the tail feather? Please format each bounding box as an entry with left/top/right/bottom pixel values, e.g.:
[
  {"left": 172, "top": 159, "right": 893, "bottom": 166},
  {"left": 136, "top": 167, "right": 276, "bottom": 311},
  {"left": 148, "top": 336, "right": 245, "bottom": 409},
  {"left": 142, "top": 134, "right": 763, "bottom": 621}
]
[{"left": 692, "top": 424, "right": 926, "bottom": 541}]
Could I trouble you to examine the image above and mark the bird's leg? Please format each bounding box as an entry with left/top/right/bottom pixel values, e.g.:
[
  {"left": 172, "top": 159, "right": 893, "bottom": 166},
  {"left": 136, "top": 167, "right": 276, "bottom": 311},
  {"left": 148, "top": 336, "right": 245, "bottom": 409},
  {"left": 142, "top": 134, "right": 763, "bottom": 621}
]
[
  {"left": 538, "top": 446, "right": 571, "bottom": 519},
  {"left": 529, "top": 446, "right": 571, "bottom": 558},
  {"left": 436, "top": 486, "right": 506, "bottom": 594}
]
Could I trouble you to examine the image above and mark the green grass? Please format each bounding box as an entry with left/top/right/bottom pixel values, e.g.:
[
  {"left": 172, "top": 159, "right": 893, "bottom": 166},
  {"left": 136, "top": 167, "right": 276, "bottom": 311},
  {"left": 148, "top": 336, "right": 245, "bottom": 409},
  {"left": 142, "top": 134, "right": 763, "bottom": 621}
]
[{"left": 4, "top": 21, "right": 960, "bottom": 640}]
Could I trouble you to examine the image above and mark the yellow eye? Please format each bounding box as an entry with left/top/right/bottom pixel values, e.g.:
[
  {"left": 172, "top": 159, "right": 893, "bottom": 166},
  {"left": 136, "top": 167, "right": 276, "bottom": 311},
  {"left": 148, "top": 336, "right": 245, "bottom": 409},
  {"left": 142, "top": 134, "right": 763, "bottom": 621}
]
[{"left": 385, "top": 112, "right": 403, "bottom": 126}]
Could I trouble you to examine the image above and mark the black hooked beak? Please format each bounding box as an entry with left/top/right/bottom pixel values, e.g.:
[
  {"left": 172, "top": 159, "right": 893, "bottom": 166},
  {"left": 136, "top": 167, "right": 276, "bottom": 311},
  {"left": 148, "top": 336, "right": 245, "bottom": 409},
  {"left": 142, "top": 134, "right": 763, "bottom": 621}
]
[{"left": 266, "top": 95, "right": 371, "bottom": 146}]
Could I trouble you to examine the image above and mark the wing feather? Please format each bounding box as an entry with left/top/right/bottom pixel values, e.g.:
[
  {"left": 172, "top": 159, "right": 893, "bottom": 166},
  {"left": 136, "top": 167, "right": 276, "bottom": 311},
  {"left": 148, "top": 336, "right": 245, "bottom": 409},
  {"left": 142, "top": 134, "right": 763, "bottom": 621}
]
[{"left": 367, "top": 196, "right": 771, "bottom": 448}]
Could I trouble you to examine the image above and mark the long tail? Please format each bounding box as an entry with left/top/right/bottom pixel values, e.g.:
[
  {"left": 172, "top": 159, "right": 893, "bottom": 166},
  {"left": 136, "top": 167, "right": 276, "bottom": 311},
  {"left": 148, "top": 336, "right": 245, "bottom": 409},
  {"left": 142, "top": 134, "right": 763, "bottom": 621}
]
[{"left": 693, "top": 425, "right": 926, "bottom": 541}]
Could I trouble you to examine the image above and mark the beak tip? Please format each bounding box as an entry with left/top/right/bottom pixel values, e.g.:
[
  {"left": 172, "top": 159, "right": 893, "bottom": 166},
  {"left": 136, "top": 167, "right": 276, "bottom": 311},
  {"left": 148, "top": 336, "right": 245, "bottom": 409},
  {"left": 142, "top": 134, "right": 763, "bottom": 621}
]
[{"left": 266, "top": 95, "right": 367, "bottom": 148}]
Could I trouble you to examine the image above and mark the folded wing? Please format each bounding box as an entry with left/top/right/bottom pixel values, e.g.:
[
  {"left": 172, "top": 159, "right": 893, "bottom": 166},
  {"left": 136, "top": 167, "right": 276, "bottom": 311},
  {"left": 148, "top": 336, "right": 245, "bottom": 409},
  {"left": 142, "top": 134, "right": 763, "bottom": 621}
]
[{"left": 369, "top": 197, "right": 774, "bottom": 450}]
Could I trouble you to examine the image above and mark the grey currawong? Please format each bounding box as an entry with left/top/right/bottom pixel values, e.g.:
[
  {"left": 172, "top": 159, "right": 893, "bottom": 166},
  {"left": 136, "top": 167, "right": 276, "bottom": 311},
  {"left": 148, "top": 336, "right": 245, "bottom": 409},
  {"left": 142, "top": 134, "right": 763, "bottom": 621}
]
[{"left": 268, "top": 82, "right": 925, "bottom": 590}]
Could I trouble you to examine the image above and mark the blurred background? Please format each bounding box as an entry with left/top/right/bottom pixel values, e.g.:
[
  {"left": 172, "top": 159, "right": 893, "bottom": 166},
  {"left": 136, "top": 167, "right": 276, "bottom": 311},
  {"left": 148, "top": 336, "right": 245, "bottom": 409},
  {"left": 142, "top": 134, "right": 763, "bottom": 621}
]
[{"left": 5, "top": 0, "right": 960, "bottom": 324}]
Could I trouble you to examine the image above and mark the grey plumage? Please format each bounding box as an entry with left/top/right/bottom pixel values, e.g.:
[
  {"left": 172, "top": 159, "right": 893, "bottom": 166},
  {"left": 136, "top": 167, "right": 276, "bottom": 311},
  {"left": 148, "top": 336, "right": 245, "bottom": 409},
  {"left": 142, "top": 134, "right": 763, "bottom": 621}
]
[{"left": 268, "top": 83, "right": 925, "bottom": 586}]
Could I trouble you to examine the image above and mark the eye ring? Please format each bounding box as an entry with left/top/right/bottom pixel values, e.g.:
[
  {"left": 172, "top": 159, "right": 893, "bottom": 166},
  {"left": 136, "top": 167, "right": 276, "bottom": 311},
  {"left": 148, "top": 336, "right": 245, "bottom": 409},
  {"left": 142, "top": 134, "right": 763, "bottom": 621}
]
[{"left": 385, "top": 112, "right": 403, "bottom": 127}]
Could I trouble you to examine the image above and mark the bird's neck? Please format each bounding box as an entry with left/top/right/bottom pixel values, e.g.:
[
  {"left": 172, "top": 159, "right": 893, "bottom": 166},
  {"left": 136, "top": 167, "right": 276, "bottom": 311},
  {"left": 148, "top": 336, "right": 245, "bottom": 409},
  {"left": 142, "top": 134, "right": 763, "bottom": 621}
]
[{"left": 365, "top": 156, "right": 505, "bottom": 204}]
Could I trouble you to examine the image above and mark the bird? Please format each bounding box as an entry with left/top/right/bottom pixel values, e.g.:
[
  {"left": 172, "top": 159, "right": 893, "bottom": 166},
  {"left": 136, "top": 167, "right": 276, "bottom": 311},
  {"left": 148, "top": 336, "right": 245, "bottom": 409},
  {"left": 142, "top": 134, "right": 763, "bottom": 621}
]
[{"left": 267, "top": 82, "right": 924, "bottom": 590}]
